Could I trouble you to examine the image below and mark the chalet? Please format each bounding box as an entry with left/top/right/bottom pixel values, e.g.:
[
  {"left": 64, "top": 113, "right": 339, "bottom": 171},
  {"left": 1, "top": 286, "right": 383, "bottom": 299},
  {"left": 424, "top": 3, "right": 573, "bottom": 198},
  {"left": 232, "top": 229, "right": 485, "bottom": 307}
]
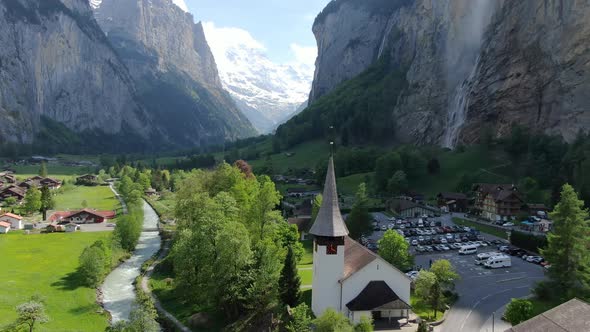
[
  {"left": 0, "top": 173, "right": 16, "bottom": 184},
  {"left": 76, "top": 174, "right": 98, "bottom": 186},
  {"left": 39, "top": 177, "right": 61, "bottom": 189},
  {"left": 310, "top": 156, "right": 411, "bottom": 325},
  {"left": 473, "top": 184, "right": 523, "bottom": 221},
  {"left": 388, "top": 198, "right": 439, "bottom": 218},
  {"left": 50, "top": 209, "right": 116, "bottom": 224},
  {"left": 0, "top": 186, "right": 26, "bottom": 202},
  {"left": 506, "top": 298, "right": 590, "bottom": 332},
  {"left": 18, "top": 180, "right": 38, "bottom": 190},
  {"left": 0, "top": 213, "right": 23, "bottom": 230},
  {"left": 293, "top": 199, "right": 313, "bottom": 218},
  {"left": 437, "top": 192, "right": 469, "bottom": 212},
  {"left": 527, "top": 203, "right": 548, "bottom": 216},
  {"left": 0, "top": 221, "right": 11, "bottom": 234}
]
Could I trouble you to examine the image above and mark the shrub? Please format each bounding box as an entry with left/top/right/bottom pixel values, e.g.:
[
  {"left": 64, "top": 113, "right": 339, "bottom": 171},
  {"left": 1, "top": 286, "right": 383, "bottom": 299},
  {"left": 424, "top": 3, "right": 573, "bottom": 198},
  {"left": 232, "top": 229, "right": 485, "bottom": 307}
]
[{"left": 504, "top": 298, "right": 533, "bottom": 325}]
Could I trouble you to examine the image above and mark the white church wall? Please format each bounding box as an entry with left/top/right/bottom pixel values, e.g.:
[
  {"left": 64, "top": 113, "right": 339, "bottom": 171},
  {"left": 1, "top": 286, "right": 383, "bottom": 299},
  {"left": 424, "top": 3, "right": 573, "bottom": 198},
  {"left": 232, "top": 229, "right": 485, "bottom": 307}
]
[
  {"left": 341, "top": 258, "right": 411, "bottom": 317},
  {"left": 311, "top": 242, "right": 345, "bottom": 317}
]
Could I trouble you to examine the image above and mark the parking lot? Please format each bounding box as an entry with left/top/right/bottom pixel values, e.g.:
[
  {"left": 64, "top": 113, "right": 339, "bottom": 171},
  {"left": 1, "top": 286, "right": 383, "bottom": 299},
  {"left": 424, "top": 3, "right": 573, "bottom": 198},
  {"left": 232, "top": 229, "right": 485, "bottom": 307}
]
[{"left": 368, "top": 213, "right": 546, "bottom": 332}]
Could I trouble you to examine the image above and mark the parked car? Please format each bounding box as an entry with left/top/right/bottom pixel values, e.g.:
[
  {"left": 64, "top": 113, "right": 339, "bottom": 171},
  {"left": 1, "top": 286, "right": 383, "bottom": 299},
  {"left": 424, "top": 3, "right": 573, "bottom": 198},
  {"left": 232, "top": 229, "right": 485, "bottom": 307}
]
[
  {"left": 411, "top": 239, "right": 418, "bottom": 246},
  {"left": 406, "top": 271, "right": 419, "bottom": 280},
  {"left": 503, "top": 222, "right": 515, "bottom": 227}
]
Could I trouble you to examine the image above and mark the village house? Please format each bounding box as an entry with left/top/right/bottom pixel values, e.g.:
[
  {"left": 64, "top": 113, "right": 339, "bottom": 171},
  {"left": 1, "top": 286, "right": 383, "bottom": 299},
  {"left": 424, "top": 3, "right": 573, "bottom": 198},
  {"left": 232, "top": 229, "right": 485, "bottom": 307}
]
[
  {"left": 437, "top": 192, "right": 469, "bottom": 212},
  {"left": 0, "top": 213, "right": 23, "bottom": 230},
  {"left": 287, "top": 217, "right": 311, "bottom": 240},
  {"left": 144, "top": 188, "right": 158, "bottom": 197},
  {"left": 64, "top": 223, "right": 79, "bottom": 233},
  {"left": 388, "top": 198, "right": 439, "bottom": 218},
  {"left": 473, "top": 184, "right": 524, "bottom": 221},
  {"left": 49, "top": 209, "right": 116, "bottom": 224},
  {"left": 39, "top": 177, "right": 62, "bottom": 189},
  {"left": 506, "top": 298, "right": 590, "bottom": 332},
  {"left": 310, "top": 155, "right": 411, "bottom": 325},
  {"left": 0, "top": 172, "right": 17, "bottom": 184},
  {"left": 0, "top": 185, "right": 26, "bottom": 202},
  {"left": 0, "top": 221, "right": 11, "bottom": 234},
  {"left": 46, "top": 224, "right": 65, "bottom": 233},
  {"left": 76, "top": 174, "right": 99, "bottom": 186},
  {"left": 18, "top": 177, "right": 62, "bottom": 190}
]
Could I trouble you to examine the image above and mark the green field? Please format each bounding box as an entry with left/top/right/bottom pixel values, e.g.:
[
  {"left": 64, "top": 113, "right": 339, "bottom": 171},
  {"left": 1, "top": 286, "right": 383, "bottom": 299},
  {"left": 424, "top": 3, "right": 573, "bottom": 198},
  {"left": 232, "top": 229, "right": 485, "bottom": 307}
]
[
  {"left": 54, "top": 186, "right": 120, "bottom": 213},
  {"left": 298, "top": 240, "right": 314, "bottom": 287},
  {"left": 247, "top": 140, "right": 328, "bottom": 174},
  {"left": 0, "top": 232, "right": 111, "bottom": 331},
  {"left": 410, "top": 295, "right": 444, "bottom": 322}
]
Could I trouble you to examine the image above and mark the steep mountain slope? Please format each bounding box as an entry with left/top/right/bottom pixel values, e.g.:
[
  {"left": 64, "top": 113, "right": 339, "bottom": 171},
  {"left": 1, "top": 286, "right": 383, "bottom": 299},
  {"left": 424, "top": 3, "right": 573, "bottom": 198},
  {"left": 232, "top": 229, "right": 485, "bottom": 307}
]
[
  {"left": 203, "top": 23, "right": 313, "bottom": 134},
  {"left": 0, "top": 0, "right": 152, "bottom": 150},
  {"left": 286, "top": 0, "right": 590, "bottom": 148},
  {"left": 94, "top": 0, "right": 255, "bottom": 146}
]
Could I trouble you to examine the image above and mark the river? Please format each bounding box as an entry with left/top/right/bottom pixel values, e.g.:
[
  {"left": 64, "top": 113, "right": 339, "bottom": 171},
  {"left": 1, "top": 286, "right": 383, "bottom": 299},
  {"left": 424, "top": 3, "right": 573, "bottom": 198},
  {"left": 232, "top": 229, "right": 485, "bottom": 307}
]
[{"left": 101, "top": 200, "right": 162, "bottom": 322}]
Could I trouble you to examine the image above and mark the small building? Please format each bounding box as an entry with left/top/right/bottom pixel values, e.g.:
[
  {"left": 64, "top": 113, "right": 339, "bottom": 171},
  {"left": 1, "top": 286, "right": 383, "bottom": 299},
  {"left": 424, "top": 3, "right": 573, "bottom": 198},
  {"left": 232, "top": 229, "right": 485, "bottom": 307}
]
[
  {"left": 144, "top": 188, "right": 158, "bottom": 197},
  {"left": 50, "top": 209, "right": 116, "bottom": 224},
  {"left": 437, "top": 192, "right": 469, "bottom": 212},
  {"left": 293, "top": 199, "right": 313, "bottom": 218},
  {"left": 0, "top": 221, "right": 11, "bottom": 234},
  {"left": 46, "top": 224, "right": 65, "bottom": 233},
  {"left": 506, "top": 298, "right": 590, "bottom": 332},
  {"left": 287, "top": 217, "right": 311, "bottom": 240},
  {"left": 39, "top": 177, "right": 62, "bottom": 189},
  {"left": 527, "top": 203, "right": 548, "bottom": 216},
  {"left": 76, "top": 174, "right": 98, "bottom": 186},
  {"left": 388, "top": 198, "right": 439, "bottom": 218},
  {"left": 0, "top": 212, "right": 23, "bottom": 230},
  {"left": 65, "top": 223, "right": 79, "bottom": 233},
  {"left": 0, "top": 186, "right": 25, "bottom": 202}
]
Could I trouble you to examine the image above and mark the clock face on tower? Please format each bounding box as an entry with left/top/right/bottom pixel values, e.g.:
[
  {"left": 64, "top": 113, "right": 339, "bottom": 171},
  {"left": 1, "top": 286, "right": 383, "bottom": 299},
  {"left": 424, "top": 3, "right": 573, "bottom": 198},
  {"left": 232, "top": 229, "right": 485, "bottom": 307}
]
[{"left": 326, "top": 243, "right": 337, "bottom": 255}]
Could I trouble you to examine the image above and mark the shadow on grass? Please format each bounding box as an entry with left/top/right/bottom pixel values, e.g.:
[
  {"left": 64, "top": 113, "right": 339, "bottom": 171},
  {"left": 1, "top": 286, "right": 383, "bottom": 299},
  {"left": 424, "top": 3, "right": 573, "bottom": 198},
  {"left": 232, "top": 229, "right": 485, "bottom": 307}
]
[
  {"left": 50, "top": 269, "right": 87, "bottom": 290},
  {"left": 69, "top": 303, "right": 98, "bottom": 315}
]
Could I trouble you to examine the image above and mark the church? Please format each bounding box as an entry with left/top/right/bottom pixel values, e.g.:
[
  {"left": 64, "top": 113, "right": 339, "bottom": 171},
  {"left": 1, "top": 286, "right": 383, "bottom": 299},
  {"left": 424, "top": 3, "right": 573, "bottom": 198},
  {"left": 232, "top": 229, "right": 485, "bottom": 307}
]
[{"left": 310, "top": 155, "right": 412, "bottom": 324}]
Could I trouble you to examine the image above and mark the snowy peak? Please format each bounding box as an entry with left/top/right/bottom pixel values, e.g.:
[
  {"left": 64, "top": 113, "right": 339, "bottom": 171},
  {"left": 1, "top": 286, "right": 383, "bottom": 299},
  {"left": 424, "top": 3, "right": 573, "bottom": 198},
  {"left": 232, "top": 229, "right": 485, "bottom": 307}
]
[{"left": 203, "top": 22, "right": 314, "bottom": 134}]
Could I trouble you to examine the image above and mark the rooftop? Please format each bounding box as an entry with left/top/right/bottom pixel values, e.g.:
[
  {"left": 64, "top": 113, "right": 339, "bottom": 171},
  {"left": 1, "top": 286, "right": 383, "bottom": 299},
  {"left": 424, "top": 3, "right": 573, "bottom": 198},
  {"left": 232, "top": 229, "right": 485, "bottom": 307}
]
[{"left": 506, "top": 298, "right": 590, "bottom": 332}]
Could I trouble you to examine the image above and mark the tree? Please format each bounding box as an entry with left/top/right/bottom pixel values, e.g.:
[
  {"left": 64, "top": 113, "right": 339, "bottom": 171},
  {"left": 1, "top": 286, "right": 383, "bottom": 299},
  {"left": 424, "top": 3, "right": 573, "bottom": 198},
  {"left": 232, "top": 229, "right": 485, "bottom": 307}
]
[
  {"left": 417, "top": 320, "right": 429, "bottom": 332},
  {"left": 81, "top": 199, "right": 88, "bottom": 208},
  {"left": 354, "top": 316, "right": 374, "bottom": 332},
  {"left": 427, "top": 158, "right": 440, "bottom": 174},
  {"left": 415, "top": 270, "right": 444, "bottom": 319},
  {"left": 14, "top": 299, "right": 48, "bottom": 332},
  {"left": 430, "top": 259, "right": 459, "bottom": 290},
  {"left": 347, "top": 183, "right": 372, "bottom": 239},
  {"left": 313, "top": 308, "right": 354, "bottom": 332},
  {"left": 279, "top": 246, "right": 301, "bottom": 307},
  {"left": 40, "top": 186, "right": 55, "bottom": 220},
  {"left": 387, "top": 170, "right": 408, "bottom": 196},
  {"left": 286, "top": 303, "right": 312, "bottom": 332},
  {"left": 137, "top": 173, "right": 151, "bottom": 191},
  {"left": 540, "top": 184, "right": 590, "bottom": 297},
  {"left": 23, "top": 187, "right": 42, "bottom": 215},
  {"left": 374, "top": 152, "right": 402, "bottom": 193},
  {"left": 504, "top": 298, "right": 533, "bottom": 325},
  {"left": 378, "top": 230, "right": 413, "bottom": 271},
  {"left": 311, "top": 194, "right": 323, "bottom": 222},
  {"left": 4, "top": 196, "right": 17, "bottom": 208},
  {"left": 126, "top": 305, "right": 159, "bottom": 332},
  {"left": 78, "top": 242, "right": 109, "bottom": 287},
  {"left": 38, "top": 161, "right": 47, "bottom": 177}
]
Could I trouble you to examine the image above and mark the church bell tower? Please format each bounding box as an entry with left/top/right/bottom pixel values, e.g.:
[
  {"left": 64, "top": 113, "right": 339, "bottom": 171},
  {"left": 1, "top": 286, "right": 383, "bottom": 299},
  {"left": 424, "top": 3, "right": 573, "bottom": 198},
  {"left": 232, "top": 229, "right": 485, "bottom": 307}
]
[{"left": 309, "top": 152, "right": 349, "bottom": 316}]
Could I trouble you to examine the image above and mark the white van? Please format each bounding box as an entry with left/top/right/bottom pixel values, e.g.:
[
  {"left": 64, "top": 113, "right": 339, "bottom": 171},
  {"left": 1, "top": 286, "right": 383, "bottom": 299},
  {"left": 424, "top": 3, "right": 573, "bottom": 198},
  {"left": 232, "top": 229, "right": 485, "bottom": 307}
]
[
  {"left": 417, "top": 219, "right": 424, "bottom": 227},
  {"left": 475, "top": 252, "right": 501, "bottom": 265},
  {"left": 484, "top": 255, "right": 511, "bottom": 268},
  {"left": 459, "top": 245, "right": 478, "bottom": 255}
]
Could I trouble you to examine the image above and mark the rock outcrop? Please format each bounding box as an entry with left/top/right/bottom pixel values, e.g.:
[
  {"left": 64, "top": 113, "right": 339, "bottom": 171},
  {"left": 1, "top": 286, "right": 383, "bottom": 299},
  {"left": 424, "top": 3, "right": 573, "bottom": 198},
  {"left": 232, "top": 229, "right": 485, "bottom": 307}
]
[
  {"left": 0, "top": 0, "right": 151, "bottom": 146},
  {"left": 308, "top": 0, "right": 590, "bottom": 146},
  {"left": 0, "top": 0, "right": 255, "bottom": 151}
]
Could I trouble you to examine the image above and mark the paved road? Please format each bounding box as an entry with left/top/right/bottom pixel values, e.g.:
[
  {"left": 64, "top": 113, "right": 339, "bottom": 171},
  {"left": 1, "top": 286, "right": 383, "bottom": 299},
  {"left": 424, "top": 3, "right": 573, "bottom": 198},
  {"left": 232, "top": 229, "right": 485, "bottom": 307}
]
[{"left": 427, "top": 214, "right": 545, "bottom": 332}]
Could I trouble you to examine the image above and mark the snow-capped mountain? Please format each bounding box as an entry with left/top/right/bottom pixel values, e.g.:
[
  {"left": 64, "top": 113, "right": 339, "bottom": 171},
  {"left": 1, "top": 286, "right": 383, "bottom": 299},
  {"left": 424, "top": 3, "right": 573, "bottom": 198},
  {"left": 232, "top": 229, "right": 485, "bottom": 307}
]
[
  {"left": 203, "top": 23, "right": 314, "bottom": 134},
  {"left": 89, "top": 0, "right": 188, "bottom": 13}
]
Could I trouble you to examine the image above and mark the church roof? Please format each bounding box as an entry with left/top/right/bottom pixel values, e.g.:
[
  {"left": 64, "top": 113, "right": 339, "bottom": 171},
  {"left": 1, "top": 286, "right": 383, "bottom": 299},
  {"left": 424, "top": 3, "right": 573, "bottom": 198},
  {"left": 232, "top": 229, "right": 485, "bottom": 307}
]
[
  {"left": 309, "top": 156, "right": 349, "bottom": 237},
  {"left": 343, "top": 237, "right": 377, "bottom": 280},
  {"left": 346, "top": 281, "right": 411, "bottom": 311}
]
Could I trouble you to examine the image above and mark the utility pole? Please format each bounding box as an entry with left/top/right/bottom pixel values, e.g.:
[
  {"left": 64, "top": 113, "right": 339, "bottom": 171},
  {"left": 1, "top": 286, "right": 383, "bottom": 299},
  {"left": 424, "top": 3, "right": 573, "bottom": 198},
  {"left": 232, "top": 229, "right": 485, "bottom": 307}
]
[{"left": 492, "top": 311, "right": 495, "bottom": 332}]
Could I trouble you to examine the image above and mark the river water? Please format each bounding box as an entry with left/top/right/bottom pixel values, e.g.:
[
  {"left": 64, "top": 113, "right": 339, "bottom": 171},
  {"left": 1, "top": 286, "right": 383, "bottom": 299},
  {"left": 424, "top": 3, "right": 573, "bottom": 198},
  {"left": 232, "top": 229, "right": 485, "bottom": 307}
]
[{"left": 101, "top": 201, "right": 161, "bottom": 322}]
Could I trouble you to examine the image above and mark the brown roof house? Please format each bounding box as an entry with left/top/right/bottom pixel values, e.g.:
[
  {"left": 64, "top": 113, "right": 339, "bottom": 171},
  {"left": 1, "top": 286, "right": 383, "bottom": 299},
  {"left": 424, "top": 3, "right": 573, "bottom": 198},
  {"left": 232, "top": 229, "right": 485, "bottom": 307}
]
[
  {"left": 0, "top": 185, "right": 25, "bottom": 202},
  {"left": 506, "top": 298, "right": 590, "bottom": 332},
  {"left": 388, "top": 198, "right": 439, "bottom": 218},
  {"left": 287, "top": 217, "right": 311, "bottom": 240},
  {"left": 76, "top": 174, "right": 99, "bottom": 186},
  {"left": 308, "top": 155, "right": 411, "bottom": 325},
  {"left": 474, "top": 184, "right": 524, "bottom": 222},
  {"left": 437, "top": 192, "right": 469, "bottom": 212}
]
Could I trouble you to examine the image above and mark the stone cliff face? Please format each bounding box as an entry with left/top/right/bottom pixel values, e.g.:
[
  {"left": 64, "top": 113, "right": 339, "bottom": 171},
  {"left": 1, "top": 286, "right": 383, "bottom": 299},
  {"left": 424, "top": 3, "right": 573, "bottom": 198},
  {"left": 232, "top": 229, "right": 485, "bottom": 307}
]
[
  {"left": 0, "top": 0, "right": 151, "bottom": 146},
  {"left": 0, "top": 0, "right": 254, "bottom": 151},
  {"left": 309, "top": 0, "right": 590, "bottom": 146},
  {"left": 94, "top": 0, "right": 255, "bottom": 146}
]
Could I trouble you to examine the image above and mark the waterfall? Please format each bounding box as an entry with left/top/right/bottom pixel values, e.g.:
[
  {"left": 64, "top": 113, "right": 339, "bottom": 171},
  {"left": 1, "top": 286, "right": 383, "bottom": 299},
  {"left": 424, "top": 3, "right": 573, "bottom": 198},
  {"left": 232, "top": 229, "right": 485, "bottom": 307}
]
[{"left": 442, "top": 55, "right": 480, "bottom": 149}]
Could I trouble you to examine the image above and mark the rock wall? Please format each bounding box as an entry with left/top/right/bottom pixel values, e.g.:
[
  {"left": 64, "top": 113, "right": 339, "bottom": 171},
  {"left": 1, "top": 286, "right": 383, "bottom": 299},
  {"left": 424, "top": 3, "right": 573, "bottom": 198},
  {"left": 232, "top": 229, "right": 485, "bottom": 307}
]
[
  {"left": 309, "top": 0, "right": 590, "bottom": 145},
  {"left": 0, "top": 0, "right": 150, "bottom": 145}
]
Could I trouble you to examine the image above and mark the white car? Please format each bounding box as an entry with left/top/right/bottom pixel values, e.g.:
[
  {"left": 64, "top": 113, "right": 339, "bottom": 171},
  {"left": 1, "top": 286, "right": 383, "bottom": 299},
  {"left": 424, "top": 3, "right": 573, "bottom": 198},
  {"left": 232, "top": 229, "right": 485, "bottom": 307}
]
[
  {"left": 503, "top": 222, "right": 515, "bottom": 227},
  {"left": 406, "top": 271, "right": 419, "bottom": 280},
  {"left": 388, "top": 223, "right": 395, "bottom": 229},
  {"left": 411, "top": 239, "right": 418, "bottom": 246},
  {"left": 381, "top": 225, "right": 387, "bottom": 231},
  {"left": 418, "top": 236, "right": 424, "bottom": 242},
  {"left": 440, "top": 238, "right": 448, "bottom": 244},
  {"left": 446, "top": 233, "right": 453, "bottom": 239}
]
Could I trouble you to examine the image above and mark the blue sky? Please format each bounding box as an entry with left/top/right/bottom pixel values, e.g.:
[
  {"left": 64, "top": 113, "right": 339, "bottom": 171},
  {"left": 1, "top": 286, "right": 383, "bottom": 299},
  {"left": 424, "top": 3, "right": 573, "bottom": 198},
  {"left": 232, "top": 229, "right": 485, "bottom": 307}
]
[{"left": 185, "top": 0, "right": 331, "bottom": 64}]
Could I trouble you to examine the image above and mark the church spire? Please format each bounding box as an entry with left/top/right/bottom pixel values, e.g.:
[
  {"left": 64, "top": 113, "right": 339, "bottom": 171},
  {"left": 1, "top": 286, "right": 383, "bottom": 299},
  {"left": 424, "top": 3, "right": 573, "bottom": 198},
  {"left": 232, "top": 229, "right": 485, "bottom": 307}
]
[{"left": 309, "top": 150, "right": 349, "bottom": 237}]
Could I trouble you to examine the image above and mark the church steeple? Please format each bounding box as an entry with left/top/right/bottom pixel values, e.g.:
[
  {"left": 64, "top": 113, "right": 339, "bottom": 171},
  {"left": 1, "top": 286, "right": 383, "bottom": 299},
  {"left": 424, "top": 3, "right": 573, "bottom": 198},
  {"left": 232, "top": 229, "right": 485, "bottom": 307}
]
[{"left": 309, "top": 154, "right": 349, "bottom": 237}]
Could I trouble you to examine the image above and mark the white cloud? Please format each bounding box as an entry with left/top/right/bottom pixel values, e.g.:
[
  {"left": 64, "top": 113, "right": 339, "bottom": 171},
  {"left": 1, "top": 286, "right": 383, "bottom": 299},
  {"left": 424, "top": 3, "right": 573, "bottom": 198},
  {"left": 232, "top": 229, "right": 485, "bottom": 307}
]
[
  {"left": 172, "top": 0, "right": 189, "bottom": 12},
  {"left": 290, "top": 43, "right": 317, "bottom": 67},
  {"left": 202, "top": 22, "right": 266, "bottom": 53}
]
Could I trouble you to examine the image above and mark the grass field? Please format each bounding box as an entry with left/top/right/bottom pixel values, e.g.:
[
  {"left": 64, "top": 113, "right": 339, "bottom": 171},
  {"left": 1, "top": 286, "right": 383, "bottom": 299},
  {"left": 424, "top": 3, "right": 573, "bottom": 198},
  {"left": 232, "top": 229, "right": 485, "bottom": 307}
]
[
  {"left": 11, "top": 165, "right": 94, "bottom": 178},
  {"left": 54, "top": 186, "right": 120, "bottom": 213},
  {"left": 298, "top": 240, "right": 314, "bottom": 287},
  {"left": 411, "top": 295, "right": 444, "bottom": 322},
  {"left": 247, "top": 140, "right": 328, "bottom": 174},
  {"left": 0, "top": 232, "right": 111, "bottom": 331},
  {"left": 452, "top": 217, "right": 509, "bottom": 239}
]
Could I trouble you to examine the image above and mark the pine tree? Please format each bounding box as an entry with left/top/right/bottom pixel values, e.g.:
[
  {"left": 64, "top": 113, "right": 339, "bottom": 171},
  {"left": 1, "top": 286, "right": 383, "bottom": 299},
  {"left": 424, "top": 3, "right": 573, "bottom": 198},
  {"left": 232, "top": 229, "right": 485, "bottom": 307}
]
[
  {"left": 279, "top": 245, "right": 301, "bottom": 307},
  {"left": 347, "top": 183, "right": 372, "bottom": 239},
  {"left": 40, "top": 186, "right": 55, "bottom": 220},
  {"left": 541, "top": 184, "right": 590, "bottom": 296},
  {"left": 39, "top": 161, "right": 48, "bottom": 177}
]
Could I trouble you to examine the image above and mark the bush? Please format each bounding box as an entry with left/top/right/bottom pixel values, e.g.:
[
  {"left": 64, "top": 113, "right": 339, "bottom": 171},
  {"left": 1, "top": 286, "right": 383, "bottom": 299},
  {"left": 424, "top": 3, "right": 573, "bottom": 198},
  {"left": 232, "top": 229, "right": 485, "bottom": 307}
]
[
  {"left": 511, "top": 231, "right": 547, "bottom": 253},
  {"left": 78, "top": 241, "right": 110, "bottom": 287},
  {"left": 504, "top": 298, "right": 533, "bottom": 325},
  {"left": 354, "top": 316, "right": 374, "bottom": 332}
]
